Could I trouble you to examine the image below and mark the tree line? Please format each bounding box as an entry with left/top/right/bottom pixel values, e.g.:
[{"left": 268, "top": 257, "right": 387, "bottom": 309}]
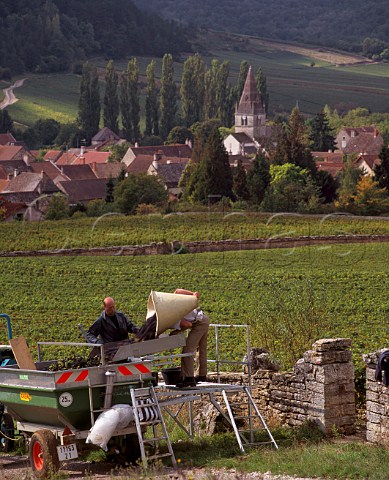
[
  {"left": 76, "top": 56, "right": 268, "bottom": 146},
  {"left": 0, "top": 0, "right": 190, "bottom": 77}
]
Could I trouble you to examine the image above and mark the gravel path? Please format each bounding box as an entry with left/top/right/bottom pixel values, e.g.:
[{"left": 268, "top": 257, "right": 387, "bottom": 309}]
[
  {"left": 0, "top": 453, "right": 320, "bottom": 479},
  {"left": 0, "top": 78, "right": 26, "bottom": 110}
]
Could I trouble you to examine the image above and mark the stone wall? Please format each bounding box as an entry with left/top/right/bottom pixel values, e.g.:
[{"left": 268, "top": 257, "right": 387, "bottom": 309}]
[
  {"left": 3, "top": 234, "right": 389, "bottom": 257},
  {"left": 203, "top": 338, "right": 355, "bottom": 435},
  {"left": 363, "top": 349, "right": 389, "bottom": 444}
]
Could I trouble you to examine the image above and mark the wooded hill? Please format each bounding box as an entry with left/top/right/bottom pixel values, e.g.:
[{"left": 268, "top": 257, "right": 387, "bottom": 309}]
[
  {"left": 134, "top": 0, "right": 389, "bottom": 56},
  {"left": 0, "top": 0, "right": 191, "bottom": 76}
]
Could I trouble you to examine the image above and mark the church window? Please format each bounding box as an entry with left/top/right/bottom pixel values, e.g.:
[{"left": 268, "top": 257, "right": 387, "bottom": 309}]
[{"left": 241, "top": 116, "right": 247, "bottom": 126}]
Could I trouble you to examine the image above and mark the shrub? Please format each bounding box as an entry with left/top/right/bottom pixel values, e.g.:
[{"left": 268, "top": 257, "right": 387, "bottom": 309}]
[{"left": 135, "top": 203, "right": 159, "bottom": 215}]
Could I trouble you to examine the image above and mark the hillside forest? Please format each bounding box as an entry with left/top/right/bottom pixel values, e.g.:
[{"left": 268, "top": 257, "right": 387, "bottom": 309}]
[
  {"left": 0, "top": 0, "right": 190, "bottom": 77},
  {"left": 134, "top": 0, "right": 389, "bottom": 60}
]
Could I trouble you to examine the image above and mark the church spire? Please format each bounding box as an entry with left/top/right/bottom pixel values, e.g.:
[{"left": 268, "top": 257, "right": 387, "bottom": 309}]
[
  {"left": 235, "top": 66, "right": 266, "bottom": 139},
  {"left": 236, "top": 66, "right": 264, "bottom": 116}
]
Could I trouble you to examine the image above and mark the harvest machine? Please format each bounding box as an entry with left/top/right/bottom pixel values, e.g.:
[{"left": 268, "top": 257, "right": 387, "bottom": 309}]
[
  {"left": 0, "top": 292, "right": 278, "bottom": 478},
  {"left": 0, "top": 319, "right": 187, "bottom": 478}
]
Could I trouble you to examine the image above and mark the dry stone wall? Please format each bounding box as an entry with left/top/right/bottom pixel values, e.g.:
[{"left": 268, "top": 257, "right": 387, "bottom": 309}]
[
  {"left": 202, "top": 338, "right": 355, "bottom": 435},
  {"left": 363, "top": 349, "right": 389, "bottom": 444}
]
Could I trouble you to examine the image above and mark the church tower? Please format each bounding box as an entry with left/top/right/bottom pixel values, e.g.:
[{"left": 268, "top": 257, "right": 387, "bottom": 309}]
[{"left": 235, "top": 66, "right": 266, "bottom": 139}]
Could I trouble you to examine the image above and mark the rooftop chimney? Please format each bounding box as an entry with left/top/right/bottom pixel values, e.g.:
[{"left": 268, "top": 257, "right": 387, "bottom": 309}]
[
  {"left": 23, "top": 153, "right": 29, "bottom": 166},
  {"left": 80, "top": 145, "right": 85, "bottom": 155},
  {"left": 13, "top": 168, "right": 18, "bottom": 178},
  {"left": 92, "top": 161, "right": 97, "bottom": 174},
  {"left": 135, "top": 142, "right": 139, "bottom": 148}
]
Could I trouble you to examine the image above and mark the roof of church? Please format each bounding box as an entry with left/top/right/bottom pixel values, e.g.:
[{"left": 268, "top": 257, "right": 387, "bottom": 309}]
[{"left": 236, "top": 66, "right": 265, "bottom": 116}]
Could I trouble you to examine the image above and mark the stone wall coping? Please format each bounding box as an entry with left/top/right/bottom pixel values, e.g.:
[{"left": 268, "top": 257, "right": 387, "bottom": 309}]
[{"left": 312, "top": 338, "right": 352, "bottom": 352}]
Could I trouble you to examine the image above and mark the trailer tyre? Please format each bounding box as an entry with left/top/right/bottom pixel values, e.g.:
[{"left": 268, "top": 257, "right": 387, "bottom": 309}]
[
  {"left": 29, "top": 430, "right": 60, "bottom": 479},
  {"left": 0, "top": 412, "right": 14, "bottom": 452}
]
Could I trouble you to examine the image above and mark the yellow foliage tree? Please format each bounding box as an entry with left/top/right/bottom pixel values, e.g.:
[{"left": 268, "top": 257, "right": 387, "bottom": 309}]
[{"left": 352, "top": 176, "right": 389, "bottom": 214}]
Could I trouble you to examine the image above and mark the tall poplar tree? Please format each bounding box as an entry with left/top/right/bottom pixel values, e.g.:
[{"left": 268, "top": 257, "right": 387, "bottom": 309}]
[
  {"left": 216, "top": 61, "right": 230, "bottom": 126},
  {"left": 120, "top": 70, "right": 132, "bottom": 142},
  {"left": 103, "top": 60, "right": 119, "bottom": 134},
  {"left": 145, "top": 59, "right": 159, "bottom": 136},
  {"left": 128, "top": 58, "right": 140, "bottom": 143},
  {"left": 235, "top": 60, "right": 249, "bottom": 103},
  {"left": 203, "top": 59, "right": 220, "bottom": 120},
  {"left": 160, "top": 53, "right": 177, "bottom": 139},
  {"left": 120, "top": 58, "right": 140, "bottom": 143},
  {"left": 181, "top": 53, "right": 205, "bottom": 127},
  {"left": 77, "top": 61, "right": 100, "bottom": 143},
  {"left": 255, "top": 67, "right": 269, "bottom": 114}
]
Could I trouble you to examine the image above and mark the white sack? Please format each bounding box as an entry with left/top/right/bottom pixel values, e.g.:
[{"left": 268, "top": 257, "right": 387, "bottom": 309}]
[{"left": 86, "top": 404, "right": 134, "bottom": 451}]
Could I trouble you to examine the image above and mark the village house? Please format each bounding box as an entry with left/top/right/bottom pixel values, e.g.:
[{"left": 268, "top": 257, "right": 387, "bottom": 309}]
[
  {"left": 56, "top": 147, "right": 111, "bottom": 166},
  {"left": 335, "top": 126, "right": 383, "bottom": 155},
  {"left": 0, "top": 144, "right": 35, "bottom": 164},
  {"left": 57, "top": 178, "right": 108, "bottom": 206},
  {"left": 43, "top": 150, "right": 65, "bottom": 163},
  {"left": 1, "top": 171, "right": 59, "bottom": 204},
  {"left": 147, "top": 154, "right": 187, "bottom": 197},
  {"left": 0, "top": 195, "right": 43, "bottom": 221},
  {"left": 312, "top": 151, "right": 345, "bottom": 177},
  {"left": 121, "top": 143, "right": 192, "bottom": 168},
  {"left": 353, "top": 154, "right": 381, "bottom": 176},
  {"left": 0, "top": 132, "right": 17, "bottom": 146},
  {"left": 29, "top": 160, "right": 68, "bottom": 186},
  {"left": 91, "top": 127, "right": 126, "bottom": 149}
]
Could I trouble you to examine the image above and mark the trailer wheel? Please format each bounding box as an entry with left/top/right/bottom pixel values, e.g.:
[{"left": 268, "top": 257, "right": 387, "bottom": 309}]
[
  {"left": 29, "top": 430, "right": 60, "bottom": 479},
  {"left": 0, "top": 412, "right": 14, "bottom": 452}
]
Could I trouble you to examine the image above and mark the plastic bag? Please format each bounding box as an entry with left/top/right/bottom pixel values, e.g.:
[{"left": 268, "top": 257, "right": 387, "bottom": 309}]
[{"left": 86, "top": 404, "right": 134, "bottom": 451}]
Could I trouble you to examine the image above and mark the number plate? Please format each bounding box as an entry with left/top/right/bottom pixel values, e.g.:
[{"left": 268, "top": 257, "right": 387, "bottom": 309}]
[{"left": 57, "top": 443, "right": 78, "bottom": 461}]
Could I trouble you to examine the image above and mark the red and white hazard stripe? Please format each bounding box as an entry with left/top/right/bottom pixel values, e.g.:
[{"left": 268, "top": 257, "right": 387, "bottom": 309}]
[
  {"left": 55, "top": 363, "right": 152, "bottom": 384},
  {"left": 118, "top": 363, "right": 152, "bottom": 376},
  {"left": 56, "top": 370, "right": 88, "bottom": 384}
]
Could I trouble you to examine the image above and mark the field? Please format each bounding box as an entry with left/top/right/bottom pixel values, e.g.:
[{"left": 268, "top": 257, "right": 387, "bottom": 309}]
[
  {"left": 1, "top": 212, "right": 389, "bottom": 253},
  {"left": 1, "top": 242, "right": 388, "bottom": 370},
  {"left": 3, "top": 31, "right": 389, "bottom": 127}
]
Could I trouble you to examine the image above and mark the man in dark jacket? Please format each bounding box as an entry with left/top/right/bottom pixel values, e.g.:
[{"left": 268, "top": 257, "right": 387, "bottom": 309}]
[{"left": 87, "top": 297, "right": 139, "bottom": 344}]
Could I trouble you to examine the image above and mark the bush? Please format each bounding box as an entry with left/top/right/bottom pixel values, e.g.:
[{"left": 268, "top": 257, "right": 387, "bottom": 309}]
[
  {"left": 86, "top": 199, "right": 113, "bottom": 217},
  {"left": 135, "top": 203, "right": 159, "bottom": 215},
  {"left": 232, "top": 200, "right": 248, "bottom": 211},
  {"left": 45, "top": 194, "right": 69, "bottom": 220}
]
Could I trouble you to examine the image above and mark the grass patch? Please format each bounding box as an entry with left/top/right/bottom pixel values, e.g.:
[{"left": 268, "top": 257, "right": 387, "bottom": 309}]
[
  {"left": 170, "top": 424, "right": 389, "bottom": 480},
  {"left": 7, "top": 73, "right": 80, "bottom": 126}
]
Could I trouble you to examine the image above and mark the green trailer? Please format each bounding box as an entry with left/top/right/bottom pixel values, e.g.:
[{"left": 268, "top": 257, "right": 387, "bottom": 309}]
[{"left": 0, "top": 330, "right": 186, "bottom": 478}]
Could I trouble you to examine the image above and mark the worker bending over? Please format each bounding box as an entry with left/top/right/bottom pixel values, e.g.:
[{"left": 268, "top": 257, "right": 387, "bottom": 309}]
[{"left": 173, "top": 289, "right": 210, "bottom": 388}]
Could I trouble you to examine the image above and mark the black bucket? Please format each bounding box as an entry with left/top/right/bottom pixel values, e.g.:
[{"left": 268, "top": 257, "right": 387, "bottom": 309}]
[{"left": 161, "top": 367, "right": 182, "bottom": 385}]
